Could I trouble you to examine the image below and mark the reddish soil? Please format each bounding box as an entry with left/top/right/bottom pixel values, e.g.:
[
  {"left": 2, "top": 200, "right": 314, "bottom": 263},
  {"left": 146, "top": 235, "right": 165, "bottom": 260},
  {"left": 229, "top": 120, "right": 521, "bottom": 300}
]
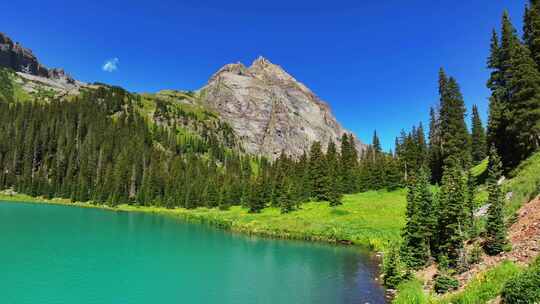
[{"left": 457, "top": 196, "right": 540, "bottom": 285}]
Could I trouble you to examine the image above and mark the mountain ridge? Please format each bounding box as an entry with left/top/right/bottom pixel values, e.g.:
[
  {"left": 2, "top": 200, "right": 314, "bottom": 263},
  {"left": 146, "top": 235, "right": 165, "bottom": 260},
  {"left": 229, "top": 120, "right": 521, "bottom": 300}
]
[{"left": 0, "top": 31, "right": 365, "bottom": 158}]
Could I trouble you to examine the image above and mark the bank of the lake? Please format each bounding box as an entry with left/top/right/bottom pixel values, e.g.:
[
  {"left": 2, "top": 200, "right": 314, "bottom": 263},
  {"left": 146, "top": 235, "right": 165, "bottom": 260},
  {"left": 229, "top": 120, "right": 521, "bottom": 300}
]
[{"left": 0, "top": 189, "right": 406, "bottom": 251}]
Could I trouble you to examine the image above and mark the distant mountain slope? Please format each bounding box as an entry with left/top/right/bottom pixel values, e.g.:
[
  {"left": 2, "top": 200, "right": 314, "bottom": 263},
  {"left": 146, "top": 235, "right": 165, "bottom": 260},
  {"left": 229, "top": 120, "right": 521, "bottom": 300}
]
[{"left": 0, "top": 31, "right": 365, "bottom": 158}]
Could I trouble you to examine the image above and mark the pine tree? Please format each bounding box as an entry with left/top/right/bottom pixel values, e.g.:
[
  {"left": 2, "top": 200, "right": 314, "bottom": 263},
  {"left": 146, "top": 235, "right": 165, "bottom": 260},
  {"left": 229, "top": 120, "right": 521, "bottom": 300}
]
[
  {"left": 326, "top": 141, "right": 343, "bottom": 206},
  {"left": 309, "top": 141, "right": 330, "bottom": 202},
  {"left": 279, "top": 178, "right": 296, "bottom": 214},
  {"left": 437, "top": 158, "right": 467, "bottom": 267},
  {"left": 340, "top": 133, "right": 358, "bottom": 194},
  {"left": 438, "top": 69, "right": 471, "bottom": 170},
  {"left": 205, "top": 179, "right": 220, "bottom": 208},
  {"left": 415, "top": 123, "right": 428, "bottom": 169},
  {"left": 372, "top": 130, "right": 382, "bottom": 154},
  {"left": 505, "top": 41, "right": 540, "bottom": 165},
  {"left": 486, "top": 12, "right": 539, "bottom": 170},
  {"left": 484, "top": 146, "right": 508, "bottom": 255},
  {"left": 401, "top": 168, "right": 433, "bottom": 269},
  {"left": 247, "top": 176, "right": 266, "bottom": 213},
  {"left": 383, "top": 243, "right": 406, "bottom": 289},
  {"left": 384, "top": 155, "right": 402, "bottom": 191},
  {"left": 471, "top": 104, "right": 487, "bottom": 163},
  {"left": 429, "top": 107, "right": 443, "bottom": 183},
  {"left": 487, "top": 28, "right": 506, "bottom": 162},
  {"left": 368, "top": 130, "right": 386, "bottom": 189},
  {"left": 297, "top": 151, "right": 312, "bottom": 203},
  {"left": 524, "top": 0, "right": 540, "bottom": 68}
]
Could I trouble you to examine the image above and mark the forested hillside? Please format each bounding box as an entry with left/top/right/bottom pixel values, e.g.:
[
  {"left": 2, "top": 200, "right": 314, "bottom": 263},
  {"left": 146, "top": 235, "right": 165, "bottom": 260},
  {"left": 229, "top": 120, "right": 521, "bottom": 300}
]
[
  {"left": 0, "top": 66, "right": 397, "bottom": 213},
  {"left": 387, "top": 2, "right": 540, "bottom": 303}
]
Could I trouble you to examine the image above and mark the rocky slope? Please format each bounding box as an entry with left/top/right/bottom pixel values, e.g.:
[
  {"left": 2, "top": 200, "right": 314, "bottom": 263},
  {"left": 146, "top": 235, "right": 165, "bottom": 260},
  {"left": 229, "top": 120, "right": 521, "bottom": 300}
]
[
  {"left": 0, "top": 32, "right": 74, "bottom": 83},
  {"left": 200, "top": 56, "right": 365, "bottom": 157},
  {"left": 0, "top": 31, "right": 365, "bottom": 158}
]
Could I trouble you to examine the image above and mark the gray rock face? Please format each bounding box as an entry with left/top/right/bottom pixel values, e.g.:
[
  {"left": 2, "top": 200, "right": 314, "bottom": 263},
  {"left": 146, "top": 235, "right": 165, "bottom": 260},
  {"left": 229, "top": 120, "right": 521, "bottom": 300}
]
[
  {"left": 0, "top": 32, "right": 74, "bottom": 83},
  {"left": 200, "top": 56, "right": 365, "bottom": 158}
]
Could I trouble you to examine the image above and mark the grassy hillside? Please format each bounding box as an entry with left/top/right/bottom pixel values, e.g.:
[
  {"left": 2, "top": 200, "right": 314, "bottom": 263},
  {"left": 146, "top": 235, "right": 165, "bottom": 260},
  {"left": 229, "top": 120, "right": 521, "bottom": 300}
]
[
  {"left": 504, "top": 151, "right": 540, "bottom": 216},
  {"left": 0, "top": 189, "right": 407, "bottom": 251}
]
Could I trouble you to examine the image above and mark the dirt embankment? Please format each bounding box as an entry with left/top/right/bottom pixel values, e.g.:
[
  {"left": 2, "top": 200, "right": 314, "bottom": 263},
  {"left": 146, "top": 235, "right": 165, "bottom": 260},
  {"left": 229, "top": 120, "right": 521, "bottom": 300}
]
[
  {"left": 417, "top": 197, "right": 540, "bottom": 290},
  {"left": 458, "top": 196, "right": 540, "bottom": 284}
]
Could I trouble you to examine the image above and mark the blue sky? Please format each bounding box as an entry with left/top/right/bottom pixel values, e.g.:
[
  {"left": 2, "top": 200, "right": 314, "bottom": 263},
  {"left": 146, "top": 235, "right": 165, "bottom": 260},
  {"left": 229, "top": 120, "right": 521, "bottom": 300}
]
[{"left": 1, "top": 0, "right": 528, "bottom": 150}]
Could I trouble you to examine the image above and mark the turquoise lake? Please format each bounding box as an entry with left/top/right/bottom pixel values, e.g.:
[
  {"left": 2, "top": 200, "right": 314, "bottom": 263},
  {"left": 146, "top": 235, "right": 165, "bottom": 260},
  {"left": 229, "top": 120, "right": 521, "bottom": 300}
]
[{"left": 0, "top": 201, "right": 386, "bottom": 304}]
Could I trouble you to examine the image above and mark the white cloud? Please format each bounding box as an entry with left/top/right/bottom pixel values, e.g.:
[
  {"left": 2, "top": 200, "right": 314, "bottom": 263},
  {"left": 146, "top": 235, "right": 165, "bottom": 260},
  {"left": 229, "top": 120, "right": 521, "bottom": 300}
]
[{"left": 102, "top": 58, "right": 119, "bottom": 72}]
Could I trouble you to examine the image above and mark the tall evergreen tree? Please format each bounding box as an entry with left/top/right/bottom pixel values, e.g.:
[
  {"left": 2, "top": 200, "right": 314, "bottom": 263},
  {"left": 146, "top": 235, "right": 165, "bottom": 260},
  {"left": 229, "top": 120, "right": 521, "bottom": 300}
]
[
  {"left": 309, "top": 141, "right": 329, "bottom": 202},
  {"left": 437, "top": 158, "right": 467, "bottom": 267},
  {"left": 247, "top": 176, "right": 266, "bottom": 213},
  {"left": 339, "top": 133, "right": 359, "bottom": 194},
  {"left": 484, "top": 146, "right": 508, "bottom": 255},
  {"left": 279, "top": 178, "right": 297, "bottom": 214},
  {"left": 486, "top": 12, "right": 539, "bottom": 170},
  {"left": 524, "top": 0, "right": 540, "bottom": 68},
  {"left": 401, "top": 168, "right": 434, "bottom": 269},
  {"left": 505, "top": 40, "right": 540, "bottom": 165},
  {"left": 428, "top": 107, "right": 443, "bottom": 183},
  {"left": 471, "top": 104, "right": 487, "bottom": 163},
  {"left": 438, "top": 69, "right": 471, "bottom": 170},
  {"left": 384, "top": 155, "right": 402, "bottom": 191},
  {"left": 372, "top": 130, "right": 382, "bottom": 154},
  {"left": 326, "top": 141, "right": 343, "bottom": 206}
]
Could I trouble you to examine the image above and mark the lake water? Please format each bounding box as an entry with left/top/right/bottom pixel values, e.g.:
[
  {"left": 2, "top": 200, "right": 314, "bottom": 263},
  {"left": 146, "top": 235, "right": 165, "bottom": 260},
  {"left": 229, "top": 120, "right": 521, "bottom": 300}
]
[{"left": 0, "top": 201, "right": 386, "bottom": 304}]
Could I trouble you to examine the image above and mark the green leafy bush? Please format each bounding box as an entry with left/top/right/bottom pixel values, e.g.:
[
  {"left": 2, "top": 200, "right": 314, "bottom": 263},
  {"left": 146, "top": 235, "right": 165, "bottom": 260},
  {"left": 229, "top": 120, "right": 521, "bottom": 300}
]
[
  {"left": 434, "top": 274, "right": 459, "bottom": 294},
  {"left": 502, "top": 258, "right": 540, "bottom": 303}
]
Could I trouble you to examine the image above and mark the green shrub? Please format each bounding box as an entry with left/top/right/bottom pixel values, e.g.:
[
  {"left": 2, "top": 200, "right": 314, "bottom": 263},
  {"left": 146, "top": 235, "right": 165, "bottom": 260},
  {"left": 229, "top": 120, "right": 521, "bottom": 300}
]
[
  {"left": 502, "top": 258, "right": 540, "bottom": 303},
  {"left": 468, "top": 244, "right": 483, "bottom": 265},
  {"left": 434, "top": 274, "right": 459, "bottom": 294},
  {"left": 383, "top": 244, "right": 408, "bottom": 289}
]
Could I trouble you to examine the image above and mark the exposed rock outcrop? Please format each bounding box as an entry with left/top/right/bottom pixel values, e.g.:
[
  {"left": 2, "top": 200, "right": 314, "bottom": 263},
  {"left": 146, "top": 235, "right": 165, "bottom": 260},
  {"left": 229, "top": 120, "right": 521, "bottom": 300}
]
[
  {"left": 200, "top": 56, "right": 365, "bottom": 157},
  {"left": 0, "top": 32, "right": 75, "bottom": 84}
]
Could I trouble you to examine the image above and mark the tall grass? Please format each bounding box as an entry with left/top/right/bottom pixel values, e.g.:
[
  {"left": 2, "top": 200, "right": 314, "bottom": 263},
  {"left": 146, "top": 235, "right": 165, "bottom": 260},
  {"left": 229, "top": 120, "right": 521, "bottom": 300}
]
[
  {"left": 393, "top": 279, "right": 429, "bottom": 304},
  {"left": 436, "top": 261, "right": 522, "bottom": 304}
]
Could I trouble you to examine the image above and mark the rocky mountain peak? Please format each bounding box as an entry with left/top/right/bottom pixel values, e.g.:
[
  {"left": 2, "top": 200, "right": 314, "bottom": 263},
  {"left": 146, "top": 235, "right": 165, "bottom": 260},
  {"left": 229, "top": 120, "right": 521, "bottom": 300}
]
[
  {"left": 201, "top": 57, "right": 366, "bottom": 158},
  {"left": 251, "top": 55, "right": 271, "bottom": 67},
  {"left": 247, "top": 56, "right": 296, "bottom": 84}
]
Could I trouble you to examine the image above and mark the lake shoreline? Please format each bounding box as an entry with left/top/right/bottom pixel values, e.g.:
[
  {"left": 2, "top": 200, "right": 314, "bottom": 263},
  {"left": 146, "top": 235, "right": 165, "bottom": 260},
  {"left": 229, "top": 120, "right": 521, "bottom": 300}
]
[{"left": 0, "top": 192, "right": 381, "bottom": 249}]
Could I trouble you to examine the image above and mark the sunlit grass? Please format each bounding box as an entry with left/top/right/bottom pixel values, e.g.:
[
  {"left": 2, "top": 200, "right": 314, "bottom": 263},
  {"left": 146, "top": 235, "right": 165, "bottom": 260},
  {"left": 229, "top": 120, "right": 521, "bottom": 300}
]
[
  {"left": 436, "top": 261, "right": 522, "bottom": 304},
  {"left": 393, "top": 279, "right": 430, "bottom": 304}
]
